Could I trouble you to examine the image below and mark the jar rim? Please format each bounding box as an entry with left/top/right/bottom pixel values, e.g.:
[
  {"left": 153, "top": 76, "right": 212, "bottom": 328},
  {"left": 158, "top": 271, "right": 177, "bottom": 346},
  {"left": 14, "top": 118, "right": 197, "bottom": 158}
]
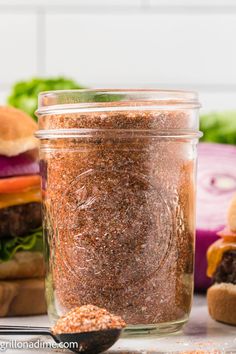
[{"left": 36, "top": 88, "right": 200, "bottom": 115}]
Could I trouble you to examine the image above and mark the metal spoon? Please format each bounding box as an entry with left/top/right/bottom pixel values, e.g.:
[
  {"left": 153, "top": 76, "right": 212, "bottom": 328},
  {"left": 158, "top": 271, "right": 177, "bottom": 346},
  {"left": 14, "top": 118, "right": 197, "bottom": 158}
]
[{"left": 0, "top": 325, "right": 122, "bottom": 353}]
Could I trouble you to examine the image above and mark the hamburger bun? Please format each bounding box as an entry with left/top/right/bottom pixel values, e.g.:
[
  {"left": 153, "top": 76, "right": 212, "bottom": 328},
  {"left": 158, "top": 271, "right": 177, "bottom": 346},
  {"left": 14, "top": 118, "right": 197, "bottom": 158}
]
[
  {"left": 0, "top": 106, "right": 38, "bottom": 157},
  {"left": 0, "top": 252, "right": 45, "bottom": 280},
  {"left": 0, "top": 278, "right": 46, "bottom": 316},
  {"left": 207, "top": 283, "right": 236, "bottom": 325}
]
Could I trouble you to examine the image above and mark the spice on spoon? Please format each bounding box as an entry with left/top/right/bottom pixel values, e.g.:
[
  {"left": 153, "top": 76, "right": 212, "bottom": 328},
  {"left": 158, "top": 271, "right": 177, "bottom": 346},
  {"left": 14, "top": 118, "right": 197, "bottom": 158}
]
[{"left": 52, "top": 304, "right": 126, "bottom": 334}]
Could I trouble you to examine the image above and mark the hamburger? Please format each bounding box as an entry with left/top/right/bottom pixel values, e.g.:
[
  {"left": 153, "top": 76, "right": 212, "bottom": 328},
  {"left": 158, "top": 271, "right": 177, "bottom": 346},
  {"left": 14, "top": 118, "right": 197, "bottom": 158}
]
[
  {"left": 207, "top": 194, "right": 236, "bottom": 325},
  {"left": 0, "top": 106, "right": 46, "bottom": 316}
]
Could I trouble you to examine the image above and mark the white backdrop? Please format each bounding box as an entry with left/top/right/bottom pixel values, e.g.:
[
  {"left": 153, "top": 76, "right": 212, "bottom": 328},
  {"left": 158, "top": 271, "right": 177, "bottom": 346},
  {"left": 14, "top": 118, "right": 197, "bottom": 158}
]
[{"left": 1, "top": 0, "right": 236, "bottom": 112}]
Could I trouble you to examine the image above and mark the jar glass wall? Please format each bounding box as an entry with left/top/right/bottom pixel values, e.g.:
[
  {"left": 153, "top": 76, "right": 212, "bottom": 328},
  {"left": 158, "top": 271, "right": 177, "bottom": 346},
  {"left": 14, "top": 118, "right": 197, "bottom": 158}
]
[{"left": 36, "top": 89, "right": 201, "bottom": 336}]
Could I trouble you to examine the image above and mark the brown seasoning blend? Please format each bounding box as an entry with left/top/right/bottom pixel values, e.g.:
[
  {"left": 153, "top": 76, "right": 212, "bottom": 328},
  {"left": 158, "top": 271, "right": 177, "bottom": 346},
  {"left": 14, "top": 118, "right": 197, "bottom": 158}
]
[
  {"left": 37, "top": 96, "right": 198, "bottom": 328},
  {"left": 52, "top": 304, "right": 126, "bottom": 334}
]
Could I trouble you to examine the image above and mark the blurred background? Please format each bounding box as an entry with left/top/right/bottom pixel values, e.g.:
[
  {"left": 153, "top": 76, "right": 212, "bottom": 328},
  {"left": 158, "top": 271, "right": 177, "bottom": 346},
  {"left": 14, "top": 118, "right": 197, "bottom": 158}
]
[
  {"left": 1, "top": 0, "right": 236, "bottom": 113},
  {"left": 1, "top": 0, "right": 236, "bottom": 294}
]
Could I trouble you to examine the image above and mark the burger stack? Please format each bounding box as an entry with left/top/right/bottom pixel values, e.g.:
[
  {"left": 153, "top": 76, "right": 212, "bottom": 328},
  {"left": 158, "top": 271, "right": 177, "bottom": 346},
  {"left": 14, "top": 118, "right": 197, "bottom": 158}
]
[
  {"left": 0, "top": 106, "right": 46, "bottom": 316},
  {"left": 207, "top": 194, "right": 236, "bottom": 325}
]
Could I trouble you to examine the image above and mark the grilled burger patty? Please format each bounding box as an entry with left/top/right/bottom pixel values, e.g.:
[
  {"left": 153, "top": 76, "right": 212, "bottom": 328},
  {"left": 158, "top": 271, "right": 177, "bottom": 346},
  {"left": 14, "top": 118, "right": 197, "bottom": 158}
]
[
  {"left": 213, "top": 250, "right": 236, "bottom": 285},
  {"left": 0, "top": 202, "right": 41, "bottom": 238}
]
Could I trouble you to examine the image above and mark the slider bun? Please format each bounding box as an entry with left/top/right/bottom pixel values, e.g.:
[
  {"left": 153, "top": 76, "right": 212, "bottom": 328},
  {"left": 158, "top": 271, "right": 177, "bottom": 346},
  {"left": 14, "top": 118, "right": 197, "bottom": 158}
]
[
  {"left": 0, "top": 252, "right": 45, "bottom": 280},
  {"left": 0, "top": 106, "right": 38, "bottom": 157},
  {"left": 207, "top": 283, "right": 236, "bottom": 325},
  {"left": 0, "top": 278, "right": 46, "bottom": 316}
]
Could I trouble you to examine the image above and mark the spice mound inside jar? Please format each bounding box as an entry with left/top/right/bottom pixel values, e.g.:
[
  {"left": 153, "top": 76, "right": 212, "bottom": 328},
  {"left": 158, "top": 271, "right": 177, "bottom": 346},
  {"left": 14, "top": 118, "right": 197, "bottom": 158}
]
[
  {"left": 52, "top": 304, "right": 126, "bottom": 334},
  {"left": 42, "top": 108, "right": 195, "bottom": 326}
]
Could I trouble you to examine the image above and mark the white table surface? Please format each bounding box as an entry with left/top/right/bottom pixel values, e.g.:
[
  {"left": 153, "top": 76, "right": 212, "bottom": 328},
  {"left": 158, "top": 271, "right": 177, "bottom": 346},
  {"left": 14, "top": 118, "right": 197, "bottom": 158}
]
[{"left": 0, "top": 295, "right": 235, "bottom": 353}]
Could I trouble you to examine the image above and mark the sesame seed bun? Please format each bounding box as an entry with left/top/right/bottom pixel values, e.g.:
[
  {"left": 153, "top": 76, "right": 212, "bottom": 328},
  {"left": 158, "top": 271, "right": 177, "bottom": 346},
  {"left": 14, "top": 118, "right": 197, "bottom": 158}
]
[
  {"left": 207, "top": 283, "right": 236, "bottom": 325},
  {"left": 0, "top": 106, "right": 38, "bottom": 157}
]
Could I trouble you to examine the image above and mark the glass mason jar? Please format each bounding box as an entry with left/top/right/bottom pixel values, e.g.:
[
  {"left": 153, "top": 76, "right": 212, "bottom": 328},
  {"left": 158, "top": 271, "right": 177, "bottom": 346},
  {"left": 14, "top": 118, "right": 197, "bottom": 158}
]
[{"left": 36, "top": 89, "right": 201, "bottom": 336}]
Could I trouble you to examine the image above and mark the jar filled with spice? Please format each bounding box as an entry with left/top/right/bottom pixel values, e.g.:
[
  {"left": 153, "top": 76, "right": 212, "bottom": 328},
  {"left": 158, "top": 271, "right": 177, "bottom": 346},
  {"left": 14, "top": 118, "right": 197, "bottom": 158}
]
[{"left": 36, "top": 89, "right": 201, "bottom": 336}]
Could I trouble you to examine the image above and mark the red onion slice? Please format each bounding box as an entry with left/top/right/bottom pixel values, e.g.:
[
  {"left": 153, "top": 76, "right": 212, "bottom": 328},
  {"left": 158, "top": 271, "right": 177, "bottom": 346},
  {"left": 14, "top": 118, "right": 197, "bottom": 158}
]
[
  {"left": 197, "top": 143, "right": 236, "bottom": 230},
  {"left": 195, "top": 143, "right": 236, "bottom": 291},
  {"left": 0, "top": 150, "right": 39, "bottom": 178},
  {"left": 217, "top": 226, "right": 236, "bottom": 239}
]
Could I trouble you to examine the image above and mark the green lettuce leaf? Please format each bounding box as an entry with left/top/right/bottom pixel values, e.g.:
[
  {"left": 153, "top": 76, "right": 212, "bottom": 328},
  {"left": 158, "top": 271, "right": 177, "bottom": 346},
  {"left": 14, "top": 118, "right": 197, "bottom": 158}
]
[
  {"left": 8, "top": 77, "right": 83, "bottom": 120},
  {"left": 200, "top": 111, "right": 236, "bottom": 145},
  {"left": 0, "top": 227, "right": 43, "bottom": 262}
]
